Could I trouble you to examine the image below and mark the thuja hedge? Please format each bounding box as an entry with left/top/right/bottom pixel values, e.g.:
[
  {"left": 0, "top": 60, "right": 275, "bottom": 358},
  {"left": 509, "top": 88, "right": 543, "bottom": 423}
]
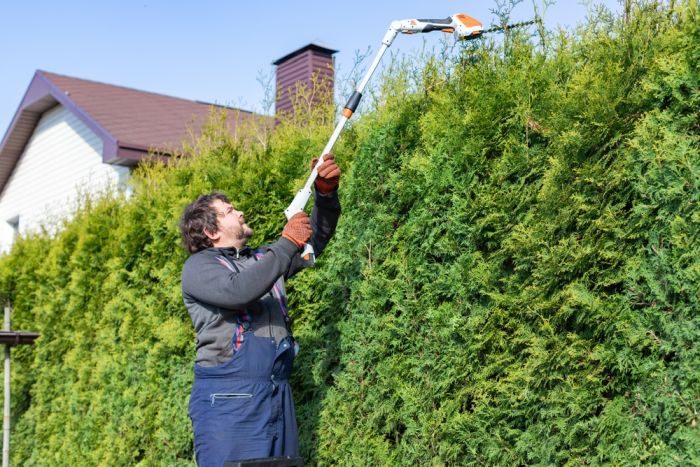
[{"left": 1, "top": 1, "right": 698, "bottom": 465}]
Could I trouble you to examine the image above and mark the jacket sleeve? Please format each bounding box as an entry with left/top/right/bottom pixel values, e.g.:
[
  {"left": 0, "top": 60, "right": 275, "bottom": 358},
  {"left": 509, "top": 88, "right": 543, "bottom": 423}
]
[
  {"left": 182, "top": 237, "right": 299, "bottom": 309},
  {"left": 286, "top": 188, "right": 341, "bottom": 278}
]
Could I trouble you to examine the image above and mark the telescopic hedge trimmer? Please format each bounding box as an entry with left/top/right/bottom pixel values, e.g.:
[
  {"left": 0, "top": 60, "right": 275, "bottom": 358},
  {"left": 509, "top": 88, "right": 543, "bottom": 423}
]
[{"left": 285, "top": 13, "right": 537, "bottom": 262}]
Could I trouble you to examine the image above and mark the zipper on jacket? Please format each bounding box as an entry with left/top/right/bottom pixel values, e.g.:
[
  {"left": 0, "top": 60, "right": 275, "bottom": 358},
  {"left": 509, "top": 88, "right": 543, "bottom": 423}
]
[{"left": 210, "top": 393, "right": 253, "bottom": 406}]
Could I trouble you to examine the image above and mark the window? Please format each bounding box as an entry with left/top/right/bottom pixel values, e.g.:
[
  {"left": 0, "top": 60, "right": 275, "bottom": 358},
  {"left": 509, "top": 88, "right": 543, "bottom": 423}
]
[{"left": 7, "top": 215, "right": 19, "bottom": 240}]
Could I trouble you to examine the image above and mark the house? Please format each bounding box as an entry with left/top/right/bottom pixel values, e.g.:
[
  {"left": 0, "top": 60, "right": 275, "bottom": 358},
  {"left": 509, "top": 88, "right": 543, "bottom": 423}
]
[{"left": 0, "top": 43, "right": 337, "bottom": 253}]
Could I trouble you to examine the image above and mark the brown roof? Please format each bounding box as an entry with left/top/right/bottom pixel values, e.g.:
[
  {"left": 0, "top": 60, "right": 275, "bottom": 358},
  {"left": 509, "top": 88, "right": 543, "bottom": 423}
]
[
  {"left": 0, "top": 70, "right": 258, "bottom": 194},
  {"left": 41, "top": 71, "right": 253, "bottom": 158}
]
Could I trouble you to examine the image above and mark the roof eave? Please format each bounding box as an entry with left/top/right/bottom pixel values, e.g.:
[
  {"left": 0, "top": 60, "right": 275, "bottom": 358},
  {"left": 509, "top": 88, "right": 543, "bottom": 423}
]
[
  {"left": 0, "top": 71, "right": 124, "bottom": 195},
  {"left": 109, "top": 145, "right": 172, "bottom": 166},
  {"left": 36, "top": 71, "right": 120, "bottom": 162}
]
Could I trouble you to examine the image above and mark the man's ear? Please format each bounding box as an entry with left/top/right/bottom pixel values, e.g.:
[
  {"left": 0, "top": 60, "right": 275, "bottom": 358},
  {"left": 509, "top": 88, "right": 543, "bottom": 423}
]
[{"left": 203, "top": 228, "right": 219, "bottom": 242}]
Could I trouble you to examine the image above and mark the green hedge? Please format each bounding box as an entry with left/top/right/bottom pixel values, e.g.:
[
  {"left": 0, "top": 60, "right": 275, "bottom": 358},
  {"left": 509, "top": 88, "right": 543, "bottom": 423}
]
[{"left": 1, "top": 1, "right": 698, "bottom": 465}]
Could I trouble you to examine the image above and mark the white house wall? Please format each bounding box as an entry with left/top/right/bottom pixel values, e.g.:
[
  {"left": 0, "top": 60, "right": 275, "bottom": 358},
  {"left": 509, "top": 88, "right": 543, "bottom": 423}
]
[{"left": 0, "top": 105, "right": 130, "bottom": 253}]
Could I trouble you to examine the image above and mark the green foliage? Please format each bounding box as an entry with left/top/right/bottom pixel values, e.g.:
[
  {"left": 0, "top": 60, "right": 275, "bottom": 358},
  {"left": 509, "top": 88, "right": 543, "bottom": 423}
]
[
  {"left": 1, "top": 1, "right": 698, "bottom": 465},
  {"left": 296, "top": 1, "right": 700, "bottom": 464}
]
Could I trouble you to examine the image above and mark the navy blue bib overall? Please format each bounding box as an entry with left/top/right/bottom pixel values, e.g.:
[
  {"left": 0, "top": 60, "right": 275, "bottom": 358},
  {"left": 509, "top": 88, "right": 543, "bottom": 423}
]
[{"left": 189, "top": 334, "right": 298, "bottom": 466}]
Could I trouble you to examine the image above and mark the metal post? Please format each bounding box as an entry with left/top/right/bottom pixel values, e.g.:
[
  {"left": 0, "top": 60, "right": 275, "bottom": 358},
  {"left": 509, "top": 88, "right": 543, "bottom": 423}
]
[{"left": 3, "top": 306, "right": 9, "bottom": 467}]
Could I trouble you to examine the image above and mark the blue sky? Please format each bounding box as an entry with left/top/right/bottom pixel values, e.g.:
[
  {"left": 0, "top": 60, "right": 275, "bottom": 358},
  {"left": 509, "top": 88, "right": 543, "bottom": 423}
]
[{"left": 0, "top": 1, "right": 621, "bottom": 138}]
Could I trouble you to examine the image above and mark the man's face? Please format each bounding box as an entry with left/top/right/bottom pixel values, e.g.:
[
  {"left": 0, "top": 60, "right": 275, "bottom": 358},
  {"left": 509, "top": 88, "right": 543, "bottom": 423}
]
[{"left": 205, "top": 199, "right": 254, "bottom": 249}]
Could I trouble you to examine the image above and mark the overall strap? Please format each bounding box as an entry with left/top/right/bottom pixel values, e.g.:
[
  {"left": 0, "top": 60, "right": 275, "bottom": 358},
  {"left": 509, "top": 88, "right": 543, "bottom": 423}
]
[
  {"left": 215, "top": 254, "right": 250, "bottom": 351},
  {"left": 254, "top": 250, "right": 290, "bottom": 321}
]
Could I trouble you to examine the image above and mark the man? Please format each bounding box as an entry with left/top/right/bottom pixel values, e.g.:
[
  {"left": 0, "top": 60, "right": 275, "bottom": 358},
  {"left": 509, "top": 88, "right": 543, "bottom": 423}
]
[{"left": 180, "top": 155, "right": 341, "bottom": 466}]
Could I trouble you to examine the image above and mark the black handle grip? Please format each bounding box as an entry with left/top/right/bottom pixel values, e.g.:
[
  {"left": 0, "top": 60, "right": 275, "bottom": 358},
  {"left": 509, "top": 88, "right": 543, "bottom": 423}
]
[{"left": 344, "top": 91, "right": 363, "bottom": 113}]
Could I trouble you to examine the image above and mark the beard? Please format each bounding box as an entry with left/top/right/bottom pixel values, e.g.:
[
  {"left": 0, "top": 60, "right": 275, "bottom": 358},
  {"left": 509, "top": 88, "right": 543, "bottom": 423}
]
[{"left": 238, "top": 223, "right": 254, "bottom": 240}]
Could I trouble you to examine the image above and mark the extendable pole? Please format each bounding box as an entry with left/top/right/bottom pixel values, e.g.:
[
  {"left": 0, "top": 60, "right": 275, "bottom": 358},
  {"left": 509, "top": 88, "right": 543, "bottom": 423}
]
[
  {"left": 284, "top": 29, "right": 399, "bottom": 262},
  {"left": 284, "top": 42, "right": 391, "bottom": 221},
  {"left": 283, "top": 12, "right": 497, "bottom": 262}
]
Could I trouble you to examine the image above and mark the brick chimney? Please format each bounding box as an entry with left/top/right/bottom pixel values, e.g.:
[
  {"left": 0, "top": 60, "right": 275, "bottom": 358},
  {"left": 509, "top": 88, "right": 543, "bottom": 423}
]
[{"left": 273, "top": 43, "right": 338, "bottom": 116}]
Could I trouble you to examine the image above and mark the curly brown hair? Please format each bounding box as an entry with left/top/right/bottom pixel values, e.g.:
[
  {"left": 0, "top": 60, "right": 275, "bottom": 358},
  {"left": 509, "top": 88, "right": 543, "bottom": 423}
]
[{"left": 180, "top": 192, "right": 231, "bottom": 254}]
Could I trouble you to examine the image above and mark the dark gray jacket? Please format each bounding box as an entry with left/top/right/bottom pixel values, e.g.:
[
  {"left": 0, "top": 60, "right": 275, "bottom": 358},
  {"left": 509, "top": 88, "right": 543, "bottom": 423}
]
[{"left": 181, "top": 191, "right": 340, "bottom": 366}]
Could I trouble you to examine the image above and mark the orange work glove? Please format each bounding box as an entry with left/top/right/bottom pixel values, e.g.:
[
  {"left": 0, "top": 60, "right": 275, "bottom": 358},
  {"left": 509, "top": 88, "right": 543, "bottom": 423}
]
[
  {"left": 311, "top": 153, "right": 341, "bottom": 194},
  {"left": 282, "top": 212, "right": 312, "bottom": 248}
]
